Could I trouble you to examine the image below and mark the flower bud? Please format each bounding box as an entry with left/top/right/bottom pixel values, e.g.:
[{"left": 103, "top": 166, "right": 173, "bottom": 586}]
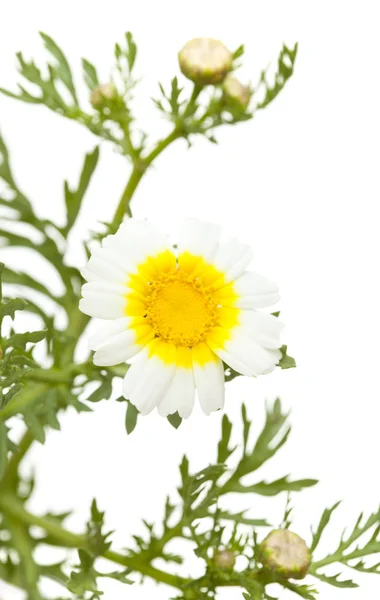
[
  {"left": 178, "top": 38, "right": 233, "bottom": 85},
  {"left": 259, "top": 529, "right": 310, "bottom": 579},
  {"left": 223, "top": 74, "right": 251, "bottom": 109},
  {"left": 214, "top": 549, "right": 236, "bottom": 569},
  {"left": 90, "top": 83, "right": 117, "bottom": 108},
  {"left": 0, "top": 346, "right": 3, "bottom": 360}
]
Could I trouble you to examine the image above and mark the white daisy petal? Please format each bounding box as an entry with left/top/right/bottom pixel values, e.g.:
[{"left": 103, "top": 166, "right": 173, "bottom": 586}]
[
  {"left": 233, "top": 271, "right": 280, "bottom": 308},
  {"left": 192, "top": 344, "right": 225, "bottom": 415},
  {"left": 238, "top": 311, "right": 284, "bottom": 349},
  {"left": 123, "top": 342, "right": 176, "bottom": 415},
  {"left": 79, "top": 293, "right": 126, "bottom": 319},
  {"left": 158, "top": 367, "right": 195, "bottom": 418},
  {"left": 178, "top": 218, "right": 221, "bottom": 263},
  {"left": 82, "top": 281, "right": 127, "bottom": 296},
  {"left": 88, "top": 317, "right": 131, "bottom": 350},
  {"left": 104, "top": 219, "right": 169, "bottom": 270},
  {"left": 213, "top": 238, "right": 253, "bottom": 284},
  {"left": 93, "top": 331, "right": 141, "bottom": 366},
  {"left": 82, "top": 253, "right": 127, "bottom": 284},
  {"left": 211, "top": 330, "right": 279, "bottom": 377}
]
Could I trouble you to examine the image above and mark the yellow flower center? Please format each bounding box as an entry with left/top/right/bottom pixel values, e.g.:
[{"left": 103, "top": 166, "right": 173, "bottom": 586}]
[{"left": 145, "top": 273, "right": 217, "bottom": 347}]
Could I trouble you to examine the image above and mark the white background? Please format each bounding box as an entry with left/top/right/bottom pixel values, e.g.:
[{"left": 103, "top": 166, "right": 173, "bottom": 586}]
[{"left": 1, "top": 1, "right": 380, "bottom": 598}]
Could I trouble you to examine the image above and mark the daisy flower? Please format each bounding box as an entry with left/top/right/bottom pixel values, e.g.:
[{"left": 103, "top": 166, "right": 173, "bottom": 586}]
[{"left": 79, "top": 219, "right": 283, "bottom": 418}]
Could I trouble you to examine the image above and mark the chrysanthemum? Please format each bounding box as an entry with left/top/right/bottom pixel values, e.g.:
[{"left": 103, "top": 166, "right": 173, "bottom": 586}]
[{"left": 79, "top": 219, "right": 283, "bottom": 418}]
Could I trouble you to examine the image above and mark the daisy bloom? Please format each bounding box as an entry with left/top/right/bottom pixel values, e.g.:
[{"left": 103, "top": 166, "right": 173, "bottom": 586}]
[{"left": 79, "top": 219, "right": 283, "bottom": 418}]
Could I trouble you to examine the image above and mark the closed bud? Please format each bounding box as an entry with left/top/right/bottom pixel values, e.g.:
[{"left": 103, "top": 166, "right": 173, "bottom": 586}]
[
  {"left": 223, "top": 74, "right": 251, "bottom": 109},
  {"left": 179, "top": 38, "right": 233, "bottom": 86},
  {"left": 214, "top": 549, "right": 236, "bottom": 569},
  {"left": 90, "top": 83, "right": 117, "bottom": 108},
  {"left": 259, "top": 529, "right": 310, "bottom": 580}
]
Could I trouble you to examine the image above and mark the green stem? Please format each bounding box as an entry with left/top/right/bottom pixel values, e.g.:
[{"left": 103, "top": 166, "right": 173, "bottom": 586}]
[
  {"left": 182, "top": 84, "right": 202, "bottom": 118},
  {"left": 111, "top": 127, "right": 182, "bottom": 229},
  {"left": 1, "top": 429, "right": 34, "bottom": 489},
  {"left": 0, "top": 494, "right": 186, "bottom": 590},
  {"left": 0, "top": 383, "right": 48, "bottom": 421}
]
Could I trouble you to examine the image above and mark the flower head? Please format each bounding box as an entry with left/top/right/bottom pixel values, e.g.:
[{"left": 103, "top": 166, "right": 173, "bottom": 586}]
[
  {"left": 214, "top": 549, "right": 236, "bottom": 569},
  {"left": 259, "top": 529, "right": 310, "bottom": 579},
  {"left": 90, "top": 83, "right": 117, "bottom": 108},
  {"left": 223, "top": 74, "right": 251, "bottom": 109},
  {"left": 80, "top": 219, "right": 282, "bottom": 418},
  {"left": 179, "top": 38, "right": 233, "bottom": 85}
]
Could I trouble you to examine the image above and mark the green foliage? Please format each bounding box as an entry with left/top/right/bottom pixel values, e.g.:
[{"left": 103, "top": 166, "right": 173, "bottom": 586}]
[
  {"left": 0, "top": 264, "right": 46, "bottom": 416},
  {"left": 3, "top": 25, "right": 376, "bottom": 600},
  {"left": 219, "top": 401, "right": 317, "bottom": 497},
  {"left": 255, "top": 43, "right": 298, "bottom": 110},
  {"left": 64, "top": 146, "right": 99, "bottom": 233},
  {"left": 309, "top": 503, "right": 380, "bottom": 588}
]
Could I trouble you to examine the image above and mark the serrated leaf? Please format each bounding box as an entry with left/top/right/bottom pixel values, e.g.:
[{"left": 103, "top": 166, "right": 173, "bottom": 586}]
[
  {"left": 4, "top": 329, "right": 46, "bottom": 350},
  {"left": 40, "top": 32, "right": 78, "bottom": 104},
  {"left": 217, "top": 414, "right": 236, "bottom": 463},
  {"left": 312, "top": 571, "right": 357, "bottom": 588},
  {"left": 238, "top": 399, "right": 290, "bottom": 476},
  {"left": 64, "top": 146, "right": 99, "bottom": 231},
  {"left": 310, "top": 502, "right": 341, "bottom": 553},
  {"left": 256, "top": 43, "right": 298, "bottom": 111},
  {"left": 231, "top": 475, "right": 318, "bottom": 496},
  {"left": 0, "top": 298, "right": 27, "bottom": 319}
]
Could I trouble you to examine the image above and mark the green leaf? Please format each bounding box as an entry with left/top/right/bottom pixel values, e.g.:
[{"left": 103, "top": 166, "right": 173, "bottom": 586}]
[
  {"left": 278, "top": 345, "right": 296, "bottom": 369},
  {"left": 125, "top": 400, "right": 138, "bottom": 434},
  {"left": 0, "top": 298, "right": 27, "bottom": 319},
  {"left": 40, "top": 32, "right": 78, "bottom": 104},
  {"left": 312, "top": 571, "right": 357, "bottom": 588},
  {"left": 167, "top": 412, "right": 182, "bottom": 429},
  {"left": 1, "top": 267, "right": 59, "bottom": 303},
  {"left": 86, "top": 499, "right": 112, "bottom": 555},
  {"left": 310, "top": 501, "right": 341, "bottom": 553},
  {"left": 232, "top": 45, "right": 245, "bottom": 60},
  {"left": 64, "top": 146, "right": 99, "bottom": 232},
  {"left": 256, "top": 43, "right": 298, "bottom": 111},
  {"left": 0, "top": 420, "right": 8, "bottom": 479},
  {"left": 82, "top": 58, "right": 100, "bottom": 90},
  {"left": 237, "top": 399, "right": 290, "bottom": 476},
  {"left": 235, "top": 475, "right": 318, "bottom": 496},
  {"left": 217, "top": 414, "right": 236, "bottom": 463},
  {"left": 4, "top": 330, "right": 46, "bottom": 350},
  {"left": 281, "top": 582, "right": 318, "bottom": 599},
  {"left": 217, "top": 510, "right": 269, "bottom": 526},
  {"left": 87, "top": 378, "right": 113, "bottom": 403}
]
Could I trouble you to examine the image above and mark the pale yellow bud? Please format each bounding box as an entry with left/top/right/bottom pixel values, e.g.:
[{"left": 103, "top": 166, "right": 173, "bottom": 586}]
[
  {"left": 223, "top": 74, "right": 251, "bottom": 109},
  {"left": 259, "top": 529, "right": 310, "bottom": 579},
  {"left": 179, "top": 38, "right": 233, "bottom": 85},
  {"left": 214, "top": 549, "right": 236, "bottom": 569},
  {"left": 90, "top": 83, "right": 117, "bottom": 108}
]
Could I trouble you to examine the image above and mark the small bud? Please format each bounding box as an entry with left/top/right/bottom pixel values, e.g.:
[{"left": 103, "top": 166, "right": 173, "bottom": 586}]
[
  {"left": 214, "top": 549, "right": 236, "bottom": 569},
  {"left": 259, "top": 529, "right": 310, "bottom": 579},
  {"left": 223, "top": 74, "right": 251, "bottom": 109},
  {"left": 90, "top": 83, "right": 117, "bottom": 108},
  {"left": 0, "top": 346, "right": 3, "bottom": 360},
  {"left": 179, "top": 38, "right": 233, "bottom": 86}
]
